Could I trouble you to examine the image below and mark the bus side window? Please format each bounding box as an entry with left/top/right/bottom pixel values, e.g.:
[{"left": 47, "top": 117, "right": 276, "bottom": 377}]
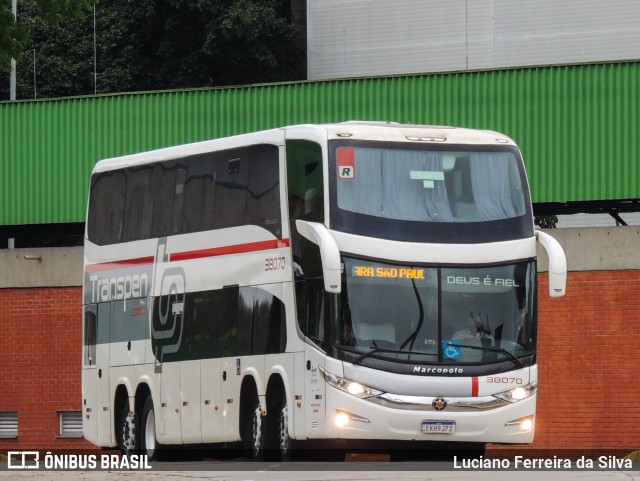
[
  {"left": 151, "top": 161, "right": 186, "bottom": 238},
  {"left": 88, "top": 170, "right": 126, "bottom": 245},
  {"left": 182, "top": 153, "right": 216, "bottom": 233},
  {"left": 295, "top": 278, "right": 325, "bottom": 350},
  {"left": 239, "top": 287, "right": 287, "bottom": 356},
  {"left": 83, "top": 306, "right": 97, "bottom": 366},
  {"left": 286, "top": 139, "right": 324, "bottom": 224},
  {"left": 287, "top": 139, "right": 324, "bottom": 279}
]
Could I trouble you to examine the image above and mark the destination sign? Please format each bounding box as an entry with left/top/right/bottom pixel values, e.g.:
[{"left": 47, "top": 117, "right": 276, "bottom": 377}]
[{"left": 353, "top": 266, "right": 425, "bottom": 279}]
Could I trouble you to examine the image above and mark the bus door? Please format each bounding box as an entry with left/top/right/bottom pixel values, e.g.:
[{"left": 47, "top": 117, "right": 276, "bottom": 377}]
[
  {"left": 304, "top": 345, "right": 327, "bottom": 437},
  {"left": 201, "top": 358, "right": 223, "bottom": 442},
  {"left": 180, "top": 359, "right": 202, "bottom": 443},
  {"left": 82, "top": 305, "right": 99, "bottom": 444},
  {"left": 96, "top": 302, "right": 112, "bottom": 446},
  {"left": 200, "top": 286, "right": 240, "bottom": 443},
  {"left": 152, "top": 267, "right": 186, "bottom": 444},
  {"left": 219, "top": 286, "right": 241, "bottom": 440},
  {"left": 301, "top": 279, "right": 327, "bottom": 437},
  {"left": 220, "top": 356, "right": 241, "bottom": 439}
]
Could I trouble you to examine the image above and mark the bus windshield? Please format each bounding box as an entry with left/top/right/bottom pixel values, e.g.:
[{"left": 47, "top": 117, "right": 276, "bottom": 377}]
[
  {"left": 336, "top": 258, "right": 536, "bottom": 365},
  {"left": 329, "top": 142, "right": 533, "bottom": 243}
]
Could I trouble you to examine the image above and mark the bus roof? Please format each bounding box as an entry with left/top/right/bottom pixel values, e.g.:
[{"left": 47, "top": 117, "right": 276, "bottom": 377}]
[
  {"left": 319, "top": 121, "right": 516, "bottom": 145},
  {"left": 92, "top": 121, "right": 517, "bottom": 174}
]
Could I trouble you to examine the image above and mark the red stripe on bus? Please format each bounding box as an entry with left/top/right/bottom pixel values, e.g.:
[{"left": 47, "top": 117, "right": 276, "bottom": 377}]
[
  {"left": 472, "top": 376, "right": 479, "bottom": 397},
  {"left": 85, "top": 239, "right": 290, "bottom": 273},
  {"left": 170, "top": 239, "right": 290, "bottom": 262},
  {"left": 85, "top": 256, "right": 155, "bottom": 273}
]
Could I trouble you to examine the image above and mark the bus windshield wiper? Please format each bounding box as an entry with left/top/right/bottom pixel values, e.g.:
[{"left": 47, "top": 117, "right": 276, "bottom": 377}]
[
  {"left": 397, "top": 278, "right": 425, "bottom": 358},
  {"left": 354, "top": 348, "right": 437, "bottom": 365},
  {"left": 445, "top": 342, "right": 524, "bottom": 368}
]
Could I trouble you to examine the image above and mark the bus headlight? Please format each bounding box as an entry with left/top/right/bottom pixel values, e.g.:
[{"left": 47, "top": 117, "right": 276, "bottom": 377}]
[
  {"left": 319, "top": 367, "right": 384, "bottom": 399},
  {"left": 493, "top": 383, "right": 537, "bottom": 403}
]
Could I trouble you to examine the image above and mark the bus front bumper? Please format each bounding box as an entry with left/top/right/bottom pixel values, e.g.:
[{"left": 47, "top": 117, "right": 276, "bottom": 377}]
[{"left": 323, "top": 387, "right": 536, "bottom": 444}]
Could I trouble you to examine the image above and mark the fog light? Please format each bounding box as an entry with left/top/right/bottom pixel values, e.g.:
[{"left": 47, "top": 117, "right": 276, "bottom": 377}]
[
  {"left": 520, "top": 418, "right": 533, "bottom": 431},
  {"left": 335, "top": 412, "right": 350, "bottom": 428},
  {"left": 505, "top": 415, "right": 533, "bottom": 431}
]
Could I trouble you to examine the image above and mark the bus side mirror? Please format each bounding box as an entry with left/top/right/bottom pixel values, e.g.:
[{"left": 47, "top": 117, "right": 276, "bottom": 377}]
[
  {"left": 536, "top": 230, "right": 567, "bottom": 298},
  {"left": 295, "top": 220, "right": 342, "bottom": 293}
]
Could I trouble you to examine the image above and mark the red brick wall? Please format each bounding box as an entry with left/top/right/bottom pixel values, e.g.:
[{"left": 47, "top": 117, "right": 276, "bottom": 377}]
[
  {"left": 0, "top": 287, "right": 92, "bottom": 450},
  {"left": 489, "top": 270, "right": 640, "bottom": 454},
  {"left": 2, "top": 272, "right": 639, "bottom": 453},
  {"left": 533, "top": 270, "right": 640, "bottom": 450}
]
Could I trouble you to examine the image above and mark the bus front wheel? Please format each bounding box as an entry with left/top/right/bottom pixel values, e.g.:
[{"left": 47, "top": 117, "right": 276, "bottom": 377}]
[{"left": 139, "top": 396, "right": 160, "bottom": 461}]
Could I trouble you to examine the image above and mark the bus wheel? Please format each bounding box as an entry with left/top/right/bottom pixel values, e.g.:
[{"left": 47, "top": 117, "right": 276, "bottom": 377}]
[
  {"left": 278, "top": 400, "right": 292, "bottom": 461},
  {"left": 118, "top": 400, "right": 135, "bottom": 455},
  {"left": 250, "top": 401, "right": 264, "bottom": 460},
  {"left": 140, "top": 396, "right": 160, "bottom": 461}
]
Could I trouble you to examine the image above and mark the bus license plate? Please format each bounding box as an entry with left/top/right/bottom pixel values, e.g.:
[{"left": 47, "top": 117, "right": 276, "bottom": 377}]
[{"left": 422, "top": 421, "right": 456, "bottom": 434}]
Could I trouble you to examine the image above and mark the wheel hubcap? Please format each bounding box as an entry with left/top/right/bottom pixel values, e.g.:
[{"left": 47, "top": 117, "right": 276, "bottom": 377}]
[{"left": 145, "top": 410, "right": 156, "bottom": 456}]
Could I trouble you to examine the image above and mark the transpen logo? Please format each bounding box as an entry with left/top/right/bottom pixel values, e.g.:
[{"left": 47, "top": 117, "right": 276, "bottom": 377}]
[
  {"left": 150, "top": 267, "right": 186, "bottom": 358},
  {"left": 88, "top": 273, "right": 149, "bottom": 304}
]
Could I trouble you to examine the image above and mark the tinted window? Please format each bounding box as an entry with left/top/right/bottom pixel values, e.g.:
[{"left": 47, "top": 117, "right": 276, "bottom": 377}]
[
  {"left": 286, "top": 139, "right": 324, "bottom": 223},
  {"left": 286, "top": 140, "right": 324, "bottom": 279},
  {"left": 83, "top": 306, "right": 97, "bottom": 367},
  {"left": 329, "top": 141, "right": 534, "bottom": 243},
  {"left": 122, "top": 166, "right": 155, "bottom": 242},
  {"left": 151, "top": 161, "right": 186, "bottom": 237},
  {"left": 152, "top": 286, "right": 239, "bottom": 362},
  {"left": 88, "top": 170, "right": 126, "bottom": 245},
  {"left": 239, "top": 287, "right": 287, "bottom": 356},
  {"left": 151, "top": 286, "right": 285, "bottom": 362},
  {"left": 182, "top": 154, "right": 216, "bottom": 233},
  {"left": 295, "top": 278, "right": 326, "bottom": 350},
  {"left": 87, "top": 144, "right": 281, "bottom": 245}
]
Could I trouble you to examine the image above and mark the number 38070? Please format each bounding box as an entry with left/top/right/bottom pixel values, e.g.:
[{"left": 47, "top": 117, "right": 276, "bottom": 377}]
[
  {"left": 486, "top": 377, "right": 523, "bottom": 384},
  {"left": 265, "top": 256, "right": 286, "bottom": 271}
]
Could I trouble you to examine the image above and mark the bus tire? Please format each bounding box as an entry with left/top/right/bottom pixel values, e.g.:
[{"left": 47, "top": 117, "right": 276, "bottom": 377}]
[
  {"left": 278, "top": 400, "right": 292, "bottom": 461},
  {"left": 118, "top": 399, "right": 135, "bottom": 456},
  {"left": 139, "top": 396, "right": 160, "bottom": 461},
  {"left": 241, "top": 389, "right": 265, "bottom": 461},
  {"left": 249, "top": 400, "right": 265, "bottom": 461}
]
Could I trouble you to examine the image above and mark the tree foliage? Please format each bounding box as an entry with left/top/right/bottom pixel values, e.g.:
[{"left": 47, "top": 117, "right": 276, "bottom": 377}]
[
  {"left": 0, "top": 0, "right": 94, "bottom": 70},
  {"left": 1, "top": 0, "right": 304, "bottom": 99}
]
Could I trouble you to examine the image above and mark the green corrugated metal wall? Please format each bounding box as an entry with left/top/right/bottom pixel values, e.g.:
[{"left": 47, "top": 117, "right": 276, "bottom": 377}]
[{"left": 1, "top": 61, "right": 638, "bottom": 225}]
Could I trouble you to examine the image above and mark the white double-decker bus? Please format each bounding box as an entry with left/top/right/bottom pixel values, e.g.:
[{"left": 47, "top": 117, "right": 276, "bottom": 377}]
[{"left": 82, "top": 122, "right": 566, "bottom": 460}]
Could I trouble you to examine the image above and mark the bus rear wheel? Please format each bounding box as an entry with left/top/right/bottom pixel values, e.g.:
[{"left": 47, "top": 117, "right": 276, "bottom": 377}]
[
  {"left": 139, "top": 396, "right": 160, "bottom": 461},
  {"left": 242, "top": 394, "right": 264, "bottom": 461},
  {"left": 250, "top": 402, "right": 264, "bottom": 460},
  {"left": 118, "top": 400, "right": 135, "bottom": 456}
]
